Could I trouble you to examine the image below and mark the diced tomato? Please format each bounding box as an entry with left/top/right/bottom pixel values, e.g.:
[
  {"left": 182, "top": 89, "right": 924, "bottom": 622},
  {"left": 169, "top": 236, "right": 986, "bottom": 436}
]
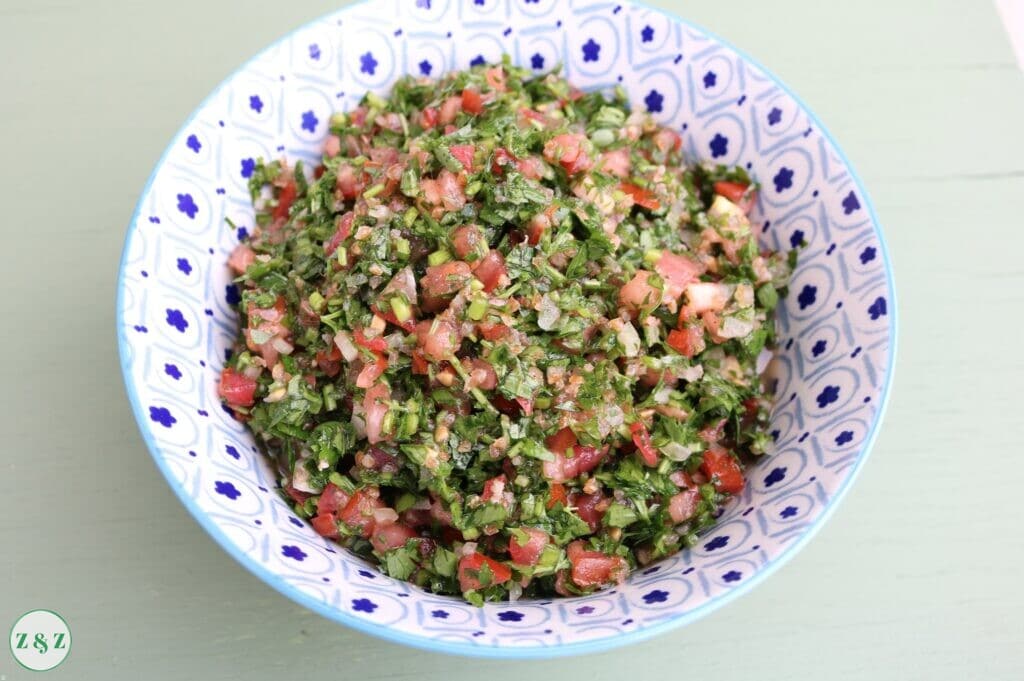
[
  {"left": 743, "top": 397, "right": 760, "bottom": 421},
  {"left": 670, "top": 469, "right": 695, "bottom": 488},
  {"left": 515, "top": 156, "right": 544, "bottom": 180},
  {"left": 411, "top": 350, "right": 429, "bottom": 375},
  {"left": 630, "top": 422, "right": 658, "bottom": 466},
  {"left": 355, "top": 355, "right": 388, "bottom": 388},
  {"left": 324, "top": 134, "right": 341, "bottom": 158},
  {"left": 421, "top": 106, "right": 439, "bottom": 129},
  {"left": 228, "top": 244, "right": 256, "bottom": 276},
  {"left": 465, "top": 358, "right": 497, "bottom": 390},
  {"left": 420, "top": 260, "right": 473, "bottom": 312},
  {"left": 566, "top": 540, "right": 628, "bottom": 588},
  {"left": 369, "top": 522, "right": 418, "bottom": 553},
  {"left": 598, "top": 148, "right": 631, "bottom": 178},
  {"left": 272, "top": 181, "right": 297, "bottom": 220},
  {"left": 509, "top": 528, "right": 549, "bottom": 566},
  {"left": 458, "top": 553, "right": 512, "bottom": 591},
  {"left": 436, "top": 169, "right": 467, "bottom": 212},
  {"left": 699, "top": 418, "right": 726, "bottom": 445},
  {"left": 545, "top": 427, "right": 578, "bottom": 455},
  {"left": 668, "top": 489, "right": 701, "bottom": 523},
  {"left": 526, "top": 218, "right": 546, "bottom": 246},
  {"left": 572, "top": 492, "right": 606, "bottom": 531},
  {"left": 472, "top": 250, "right": 507, "bottom": 293},
  {"left": 618, "top": 270, "right": 661, "bottom": 314},
  {"left": 363, "top": 383, "right": 391, "bottom": 445},
  {"left": 655, "top": 252, "right": 704, "bottom": 300},
  {"left": 543, "top": 133, "right": 591, "bottom": 175},
  {"left": 451, "top": 224, "right": 485, "bottom": 261},
  {"left": 461, "top": 87, "right": 484, "bottom": 115},
  {"left": 477, "top": 322, "right": 509, "bottom": 341},
  {"left": 284, "top": 482, "right": 311, "bottom": 504},
  {"left": 336, "top": 164, "right": 368, "bottom": 200},
  {"left": 316, "top": 345, "right": 342, "bottom": 378},
  {"left": 620, "top": 182, "right": 661, "bottom": 211},
  {"left": 311, "top": 513, "right": 339, "bottom": 538},
  {"left": 349, "top": 106, "right": 367, "bottom": 127},
  {"left": 325, "top": 211, "right": 355, "bottom": 256},
  {"left": 652, "top": 128, "right": 682, "bottom": 154},
  {"left": 519, "top": 107, "right": 546, "bottom": 124},
  {"left": 573, "top": 445, "right": 605, "bottom": 474},
  {"left": 352, "top": 327, "right": 388, "bottom": 354},
  {"left": 438, "top": 96, "right": 462, "bottom": 125},
  {"left": 484, "top": 66, "right": 507, "bottom": 92},
  {"left": 547, "top": 482, "right": 568, "bottom": 509},
  {"left": 481, "top": 474, "right": 509, "bottom": 508},
  {"left": 702, "top": 311, "right": 727, "bottom": 344},
  {"left": 492, "top": 395, "right": 522, "bottom": 416},
  {"left": 543, "top": 445, "right": 606, "bottom": 483},
  {"left": 415, "top": 319, "right": 461, "bottom": 362},
  {"left": 449, "top": 144, "right": 475, "bottom": 172},
  {"left": 666, "top": 325, "right": 706, "bottom": 358},
  {"left": 713, "top": 181, "right": 756, "bottom": 214},
  {"left": 339, "top": 488, "right": 385, "bottom": 537},
  {"left": 317, "top": 483, "right": 351, "bottom": 516},
  {"left": 218, "top": 367, "right": 257, "bottom": 408},
  {"left": 701, "top": 446, "right": 745, "bottom": 494},
  {"left": 491, "top": 147, "right": 515, "bottom": 175}
]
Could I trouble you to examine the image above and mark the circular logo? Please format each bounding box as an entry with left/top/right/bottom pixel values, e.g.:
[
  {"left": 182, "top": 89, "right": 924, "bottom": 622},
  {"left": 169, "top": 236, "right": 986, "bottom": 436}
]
[{"left": 8, "top": 610, "right": 71, "bottom": 671}]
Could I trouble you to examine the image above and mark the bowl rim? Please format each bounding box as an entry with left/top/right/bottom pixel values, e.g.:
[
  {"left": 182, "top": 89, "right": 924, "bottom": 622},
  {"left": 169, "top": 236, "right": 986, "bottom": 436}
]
[{"left": 116, "top": 0, "right": 898, "bottom": 660}]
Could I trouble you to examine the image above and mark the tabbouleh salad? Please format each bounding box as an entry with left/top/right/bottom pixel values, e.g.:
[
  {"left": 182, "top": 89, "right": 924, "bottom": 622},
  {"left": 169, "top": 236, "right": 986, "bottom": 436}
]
[{"left": 218, "top": 59, "right": 794, "bottom": 604}]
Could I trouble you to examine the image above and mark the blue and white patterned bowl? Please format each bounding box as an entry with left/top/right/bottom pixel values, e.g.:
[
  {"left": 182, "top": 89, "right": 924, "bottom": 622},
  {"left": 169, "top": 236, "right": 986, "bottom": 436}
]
[{"left": 117, "top": 0, "right": 896, "bottom": 659}]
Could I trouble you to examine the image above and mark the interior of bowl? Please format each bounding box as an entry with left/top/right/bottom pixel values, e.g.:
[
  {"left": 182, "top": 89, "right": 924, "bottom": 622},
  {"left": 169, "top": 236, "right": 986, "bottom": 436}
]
[{"left": 117, "top": 0, "right": 894, "bottom": 658}]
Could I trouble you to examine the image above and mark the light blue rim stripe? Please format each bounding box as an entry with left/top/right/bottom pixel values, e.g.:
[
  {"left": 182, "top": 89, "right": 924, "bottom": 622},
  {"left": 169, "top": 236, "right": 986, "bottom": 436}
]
[{"left": 116, "top": 0, "right": 897, "bottom": 660}]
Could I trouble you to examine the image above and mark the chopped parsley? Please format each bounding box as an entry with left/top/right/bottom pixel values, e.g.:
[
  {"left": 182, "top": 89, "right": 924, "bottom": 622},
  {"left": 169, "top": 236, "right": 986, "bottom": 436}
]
[{"left": 218, "top": 58, "right": 794, "bottom": 604}]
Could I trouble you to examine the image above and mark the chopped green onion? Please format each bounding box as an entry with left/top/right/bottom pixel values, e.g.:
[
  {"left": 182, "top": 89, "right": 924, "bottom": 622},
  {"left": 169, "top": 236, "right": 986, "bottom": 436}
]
[
  {"left": 391, "top": 296, "right": 412, "bottom": 322},
  {"left": 308, "top": 290, "right": 325, "bottom": 313},
  {"left": 427, "top": 249, "right": 451, "bottom": 266},
  {"left": 467, "top": 297, "right": 488, "bottom": 321}
]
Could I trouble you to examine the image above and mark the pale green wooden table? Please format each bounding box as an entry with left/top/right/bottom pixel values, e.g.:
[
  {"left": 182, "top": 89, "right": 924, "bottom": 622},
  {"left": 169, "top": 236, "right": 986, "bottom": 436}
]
[{"left": 2, "top": 1, "right": 1023, "bottom": 679}]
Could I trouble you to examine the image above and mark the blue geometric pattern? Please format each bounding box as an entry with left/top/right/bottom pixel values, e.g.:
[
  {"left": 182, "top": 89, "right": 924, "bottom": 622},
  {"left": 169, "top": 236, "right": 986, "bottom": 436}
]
[{"left": 116, "top": 0, "right": 895, "bottom": 658}]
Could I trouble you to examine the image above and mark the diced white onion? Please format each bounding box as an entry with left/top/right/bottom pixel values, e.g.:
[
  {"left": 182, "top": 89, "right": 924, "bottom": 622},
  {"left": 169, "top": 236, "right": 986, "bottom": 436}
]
[
  {"left": 718, "top": 316, "right": 754, "bottom": 339},
  {"left": 334, "top": 330, "right": 359, "bottom": 362},
  {"left": 617, "top": 321, "right": 641, "bottom": 357},
  {"left": 508, "top": 582, "right": 523, "bottom": 602},
  {"left": 271, "top": 337, "right": 294, "bottom": 355},
  {"left": 678, "top": 365, "right": 704, "bottom": 382},
  {"left": 372, "top": 508, "right": 399, "bottom": 525},
  {"left": 652, "top": 386, "right": 673, "bottom": 404},
  {"left": 249, "top": 329, "right": 272, "bottom": 345},
  {"left": 290, "top": 464, "right": 322, "bottom": 493},
  {"left": 537, "top": 294, "right": 560, "bottom": 330},
  {"left": 660, "top": 442, "right": 693, "bottom": 462}
]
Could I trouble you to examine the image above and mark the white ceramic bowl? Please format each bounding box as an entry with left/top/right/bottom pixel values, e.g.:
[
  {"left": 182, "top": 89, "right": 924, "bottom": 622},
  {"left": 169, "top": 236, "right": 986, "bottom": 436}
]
[{"left": 117, "top": 0, "right": 896, "bottom": 658}]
